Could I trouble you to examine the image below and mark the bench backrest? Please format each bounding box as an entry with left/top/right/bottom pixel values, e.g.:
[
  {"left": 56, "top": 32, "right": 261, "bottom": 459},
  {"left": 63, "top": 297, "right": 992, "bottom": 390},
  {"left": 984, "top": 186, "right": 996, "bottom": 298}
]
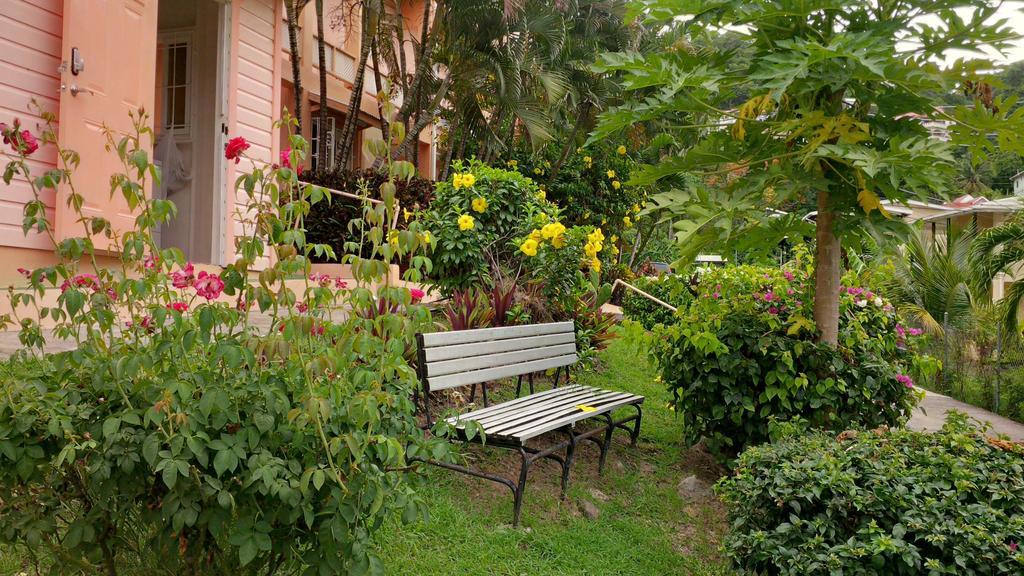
[{"left": 415, "top": 321, "right": 577, "bottom": 393}]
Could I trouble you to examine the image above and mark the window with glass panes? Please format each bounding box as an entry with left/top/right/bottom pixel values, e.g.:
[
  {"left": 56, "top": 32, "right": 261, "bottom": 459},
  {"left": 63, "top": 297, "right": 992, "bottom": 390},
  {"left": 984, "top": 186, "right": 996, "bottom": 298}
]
[{"left": 161, "top": 36, "right": 192, "bottom": 136}]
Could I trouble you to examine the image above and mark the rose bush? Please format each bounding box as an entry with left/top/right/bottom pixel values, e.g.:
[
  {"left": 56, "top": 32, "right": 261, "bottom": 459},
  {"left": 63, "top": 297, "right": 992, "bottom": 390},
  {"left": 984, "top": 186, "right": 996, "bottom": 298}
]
[
  {"left": 0, "top": 105, "right": 450, "bottom": 575},
  {"left": 650, "top": 264, "right": 931, "bottom": 460}
]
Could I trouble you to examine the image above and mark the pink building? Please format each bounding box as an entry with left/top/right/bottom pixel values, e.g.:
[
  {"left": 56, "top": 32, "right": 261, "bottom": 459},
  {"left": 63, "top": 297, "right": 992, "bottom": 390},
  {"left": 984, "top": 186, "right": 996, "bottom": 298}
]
[{"left": 1, "top": 0, "right": 435, "bottom": 283}]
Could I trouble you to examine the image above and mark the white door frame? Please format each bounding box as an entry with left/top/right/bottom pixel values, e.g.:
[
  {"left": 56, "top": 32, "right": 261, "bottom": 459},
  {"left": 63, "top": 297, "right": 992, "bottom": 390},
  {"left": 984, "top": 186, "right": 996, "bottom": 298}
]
[{"left": 211, "top": 0, "right": 231, "bottom": 265}]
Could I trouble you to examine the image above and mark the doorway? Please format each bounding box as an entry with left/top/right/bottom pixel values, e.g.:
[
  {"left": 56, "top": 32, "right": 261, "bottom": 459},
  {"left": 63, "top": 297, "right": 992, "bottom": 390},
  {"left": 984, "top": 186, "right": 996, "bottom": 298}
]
[{"left": 155, "top": 0, "right": 229, "bottom": 264}]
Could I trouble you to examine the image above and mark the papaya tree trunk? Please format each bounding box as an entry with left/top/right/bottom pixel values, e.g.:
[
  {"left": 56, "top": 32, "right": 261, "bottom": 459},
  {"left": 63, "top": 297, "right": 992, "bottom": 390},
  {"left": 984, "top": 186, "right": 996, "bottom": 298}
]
[
  {"left": 814, "top": 190, "right": 841, "bottom": 346},
  {"left": 285, "top": 1, "right": 307, "bottom": 134}
]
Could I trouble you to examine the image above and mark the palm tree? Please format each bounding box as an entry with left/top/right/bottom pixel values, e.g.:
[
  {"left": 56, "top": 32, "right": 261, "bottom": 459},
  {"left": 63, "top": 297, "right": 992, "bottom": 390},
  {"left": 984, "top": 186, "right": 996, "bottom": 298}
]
[
  {"left": 972, "top": 214, "right": 1024, "bottom": 334},
  {"left": 887, "top": 223, "right": 979, "bottom": 335}
]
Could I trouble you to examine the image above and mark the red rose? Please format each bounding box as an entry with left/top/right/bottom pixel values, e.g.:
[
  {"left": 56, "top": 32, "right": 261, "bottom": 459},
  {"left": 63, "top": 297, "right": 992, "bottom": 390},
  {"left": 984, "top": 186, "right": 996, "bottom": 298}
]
[
  {"left": 18, "top": 130, "right": 39, "bottom": 156},
  {"left": 225, "top": 137, "right": 250, "bottom": 164},
  {"left": 410, "top": 288, "right": 425, "bottom": 303}
]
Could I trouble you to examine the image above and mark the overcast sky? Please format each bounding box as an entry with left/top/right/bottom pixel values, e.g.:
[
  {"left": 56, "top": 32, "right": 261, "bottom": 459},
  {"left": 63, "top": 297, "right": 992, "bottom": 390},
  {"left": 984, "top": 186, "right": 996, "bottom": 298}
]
[{"left": 944, "top": 1, "right": 1024, "bottom": 65}]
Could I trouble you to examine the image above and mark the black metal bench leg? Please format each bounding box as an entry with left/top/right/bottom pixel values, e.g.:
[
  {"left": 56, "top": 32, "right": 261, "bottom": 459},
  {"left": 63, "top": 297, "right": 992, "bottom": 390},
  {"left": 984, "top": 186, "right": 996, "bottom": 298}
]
[
  {"left": 560, "top": 431, "right": 576, "bottom": 499},
  {"left": 598, "top": 414, "right": 615, "bottom": 475},
  {"left": 630, "top": 405, "right": 642, "bottom": 446},
  {"left": 516, "top": 375, "right": 523, "bottom": 397},
  {"left": 512, "top": 447, "right": 531, "bottom": 527}
]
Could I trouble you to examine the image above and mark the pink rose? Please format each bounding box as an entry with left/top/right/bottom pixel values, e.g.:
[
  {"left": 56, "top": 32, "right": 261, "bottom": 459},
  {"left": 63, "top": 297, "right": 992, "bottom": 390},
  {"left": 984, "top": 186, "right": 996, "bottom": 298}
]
[
  {"left": 280, "top": 148, "right": 303, "bottom": 174},
  {"left": 297, "top": 301, "right": 308, "bottom": 313},
  {"left": 193, "top": 271, "right": 224, "bottom": 301},
  {"left": 410, "top": 288, "right": 425, "bottom": 302},
  {"left": 144, "top": 253, "right": 160, "bottom": 270},
  {"left": 224, "top": 137, "right": 250, "bottom": 164},
  {"left": 171, "top": 263, "right": 195, "bottom": 289},
  {"left": 166, "top": 301, "right": 188, "bottom": 313},
  {"left": 334, "top": 277, "right": 348, "bottom": 289},
  {"left": 17, "top": 267, "right": 30, "bottom": 278},
  {"left": 1, "top": 120, "right": 39, "bottom": 156}
]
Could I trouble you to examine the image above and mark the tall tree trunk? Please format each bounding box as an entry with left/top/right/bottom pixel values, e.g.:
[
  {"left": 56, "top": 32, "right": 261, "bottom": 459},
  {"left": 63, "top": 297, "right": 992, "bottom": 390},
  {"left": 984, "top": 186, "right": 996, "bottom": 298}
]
[
  {"left": 814, "top": 190, "right": 841, "bottom": 346},
  {"left": 440, "top": 115, "right": 459, "bottom": 181},
  {"left": 335, "top": 3, "right": 374, "bottom": 167},
  {"left": 397, "top": 0, "right": 436, "bottom": 124},
  {"left": 370, "top": 27, "right": 389, "bottom": 136},
  {"left": 285, "top": 1, "right": 307, "bottom": 135},
  {"left": 315, "top": 0, "right": 328, "bottom": 170},
  {"left": 548, "top": 103, "right": 590, "bottom": 184}
]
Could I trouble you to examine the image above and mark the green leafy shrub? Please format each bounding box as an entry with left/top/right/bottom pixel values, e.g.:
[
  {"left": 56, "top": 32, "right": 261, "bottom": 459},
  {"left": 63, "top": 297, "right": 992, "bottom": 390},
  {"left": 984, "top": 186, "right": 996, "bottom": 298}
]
[
  {"left": 716, "top": 413, "right": 1024, "bottom": 575},
  {"left": 621, "top": 274, "right": 693, "bottom": 330},
  {"left": 651, "top": 265, "right": 926, "bottom": 459},
  {"left": 300, "top": 168, "right": 434, "bottom": 262},
  {"left": 419, "top": 159, "right": 556, "bottom": 295},
  {"left": 0, "top": 107, "right": 448, "bottom": 574}
]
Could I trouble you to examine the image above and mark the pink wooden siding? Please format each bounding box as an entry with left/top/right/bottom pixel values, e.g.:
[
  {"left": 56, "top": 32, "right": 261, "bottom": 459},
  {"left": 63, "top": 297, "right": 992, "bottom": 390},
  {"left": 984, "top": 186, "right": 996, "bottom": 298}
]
[
  {"left": 230, "top": 0, "right": 280, "bottom": 263},
  {"left": 0, "top": 0, "right": 62, "bottom": 249}
]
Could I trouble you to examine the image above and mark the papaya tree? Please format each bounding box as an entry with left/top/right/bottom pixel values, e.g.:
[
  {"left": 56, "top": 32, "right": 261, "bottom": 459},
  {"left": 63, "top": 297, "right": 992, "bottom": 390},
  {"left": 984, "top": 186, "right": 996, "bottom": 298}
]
[{"left": 590, "top": 0, "right": 1024, "bottom": 345}]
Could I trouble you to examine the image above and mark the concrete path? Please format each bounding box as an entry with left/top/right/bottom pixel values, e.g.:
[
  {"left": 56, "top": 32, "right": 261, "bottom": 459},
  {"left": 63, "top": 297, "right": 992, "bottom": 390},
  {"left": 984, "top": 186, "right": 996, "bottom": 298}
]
[{"left": 908, "top": 389, "right": 1024, "bottom": 441}]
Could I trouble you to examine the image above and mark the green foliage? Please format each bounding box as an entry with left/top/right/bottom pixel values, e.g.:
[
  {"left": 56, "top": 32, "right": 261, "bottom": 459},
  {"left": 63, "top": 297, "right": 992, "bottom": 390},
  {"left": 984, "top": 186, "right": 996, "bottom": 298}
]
[
  {"left": 650, "top": 265, "right": 925, "bottom": 460},
  {"left": 0, "top": 104, "right": 448, "bottom": 575},
  {"left": 591, "top": 0, "right": 1024, "bottom": 278},
  {"left": 621, "top": 274, "right": 692, "bottom": 330},
  {"left": 716, "top": 413, "right": 1024, "bottom": 575},
  {"left": 419, "top": 159, "right": 556, "bottom": 295},
  {"left": 506, "top": 139, "right": 645, "bottom": 234},
  {"left": 299, "top": 169, "right": 434, "bottom": 262}
]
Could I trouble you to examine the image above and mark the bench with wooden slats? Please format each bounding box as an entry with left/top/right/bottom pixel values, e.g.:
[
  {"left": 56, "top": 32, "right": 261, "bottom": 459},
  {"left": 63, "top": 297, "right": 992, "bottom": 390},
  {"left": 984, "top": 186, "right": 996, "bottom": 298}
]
[{"left": 414, "top": 322, "right": 644, "bottom": 526}]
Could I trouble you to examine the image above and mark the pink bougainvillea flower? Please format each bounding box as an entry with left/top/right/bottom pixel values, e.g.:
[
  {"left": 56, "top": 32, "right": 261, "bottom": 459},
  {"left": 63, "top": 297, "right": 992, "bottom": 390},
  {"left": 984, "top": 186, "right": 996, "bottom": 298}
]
[
  {"left": 166, "top": 301, "right": 188, "bottom": 313},
  {"left": 60, "top": 273, "right": 101, "bottom": 293},
  {"left": 896, "top": 374, "right": 914, "bottom": 388},
  {"left": 224, "top": 136, "right": 250, "bottom": 164},
  {"left": 171, "top": 263, "right": 195, "bottom": 289},
  {"left": 909, "top": 327, "right": 923, "bottom": 337},
  {"left": 1010, "top": 541, "right": 1018, "bottom": 552},
  {"left": 762, "top": 291, "right": 775, "bottom": 302},
  {"left": 768, "top": 307, "right": 779, "bottom": 315},
  {"left": 193, "top": 271, "right": 224, "bottom": 301},
  {"left": 783, "top": 270, "right": 794, "bottom": 281},
  {"left": 712, "top": 292, "right": 720, "bottom": 299},
  {"left": 410, "top": 288, "right": 425, "bottom": 302}
]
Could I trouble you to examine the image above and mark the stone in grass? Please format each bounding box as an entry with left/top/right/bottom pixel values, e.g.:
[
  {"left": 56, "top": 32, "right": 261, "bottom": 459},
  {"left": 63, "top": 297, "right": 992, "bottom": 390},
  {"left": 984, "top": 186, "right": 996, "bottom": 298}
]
[
  {"left": 579, "top": 499, "right": 600, "bottom": 519},
  {"left": 588, "top": 488, "right": 609, "bottom": 502},
  {"left": 677, "top": 475, "right": 713, "bottom": 503}
]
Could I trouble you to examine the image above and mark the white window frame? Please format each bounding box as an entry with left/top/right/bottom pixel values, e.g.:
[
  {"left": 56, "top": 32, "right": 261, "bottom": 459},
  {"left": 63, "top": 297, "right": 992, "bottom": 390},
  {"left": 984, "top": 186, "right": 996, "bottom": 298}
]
[
  {"left": 311, "top": 116, "right": 337, "bottom": 171},
  {"left": 159, "top": 31, "right": 195, "bottom": 138}
]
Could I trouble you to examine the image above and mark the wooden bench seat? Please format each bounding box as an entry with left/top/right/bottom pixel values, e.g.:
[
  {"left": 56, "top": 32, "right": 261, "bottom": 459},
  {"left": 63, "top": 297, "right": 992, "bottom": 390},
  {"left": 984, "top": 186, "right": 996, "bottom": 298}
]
[{"left": 414, "top": 322, "right": 644, "bottom": 526}]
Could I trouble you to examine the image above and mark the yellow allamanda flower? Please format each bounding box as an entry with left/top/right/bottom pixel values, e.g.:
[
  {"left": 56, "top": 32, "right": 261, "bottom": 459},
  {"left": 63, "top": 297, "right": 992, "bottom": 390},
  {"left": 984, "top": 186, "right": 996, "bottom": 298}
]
[
  {"left": 541, "top": 222, "right": 566, "bottom": 239},
  {"left": 520, "top": 238, "right": 539, "bottom": 256},
  {"left": 617, "top": 145, "right": 627, "bottom": 155},
  {"left": 606, "top": 169, "right": 616, "bottom": 179},
  {"left": 458, "top": 214, "right": 475, "bottom": 231},
  {"left": 588, "top": 228, "right": 605, "bottom": 244},
  {"left": 452, "top": 174, "right": 464, "bottom": 189},
  {"left": 590, "top": 258, "right": 601, "bottom": 273},
  {"left": 529, "top": 229, "right": 543, "bottom": 242},
  {"left": 388, "top": 230, "right": 400, "bottom": 248},
  {"left": 462, "top": 173, "right": 476, "bottom": 187},
  {"left": 583, "top": 156, "right": 593, "bottom": 167},
  {"left": 537, "top": 190, "right": 546, "bottom": 201},
  {"left": 533, "top": 167, "right": 543, "bottom": 175},
  {"left": 623, "top": 216, "right": 633, "bottom": 227},
  {"left": 403, "top": 208, "right": 412, "bottom": 222},
  {"left": 610, "top": 234, "right": 618, "bottom": 244},
  {"left": 632, "top": 204, "right": 641, "bottom": 213},
  {"left": 420, "top": 230, "right": 432, "bottom": 244},
  {"left": 584, "top": 241, "right": 602, "bottom": 257},
  {"left": 472, "top": 197, "right": 488, "bottom": 213},
  {"left": 552, "top": 234, "right": 567, "bottom": 249},
  {"left": 612, "top": 180, "right": 621, "bottom": 190},
  {"left": 507, "top": 159, "right": 518, "bottom": 168}
]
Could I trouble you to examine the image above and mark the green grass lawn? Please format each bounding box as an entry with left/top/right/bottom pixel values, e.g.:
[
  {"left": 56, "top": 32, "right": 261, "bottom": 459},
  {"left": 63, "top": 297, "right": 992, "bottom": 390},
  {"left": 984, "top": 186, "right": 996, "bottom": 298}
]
[{"left": 373, "top": 325, "right": 732, "bottom": 575}]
